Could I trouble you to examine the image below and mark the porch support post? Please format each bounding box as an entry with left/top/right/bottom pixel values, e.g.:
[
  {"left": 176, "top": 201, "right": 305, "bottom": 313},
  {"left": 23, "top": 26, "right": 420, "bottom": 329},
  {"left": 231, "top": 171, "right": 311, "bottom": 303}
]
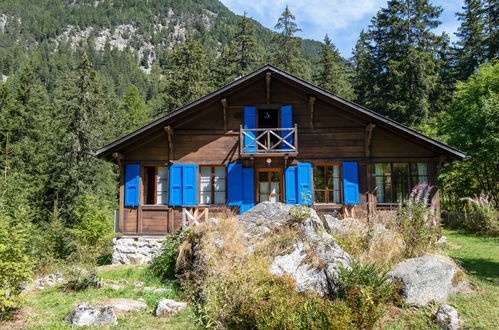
[
  {"left": 112, "top": 152, "right": 125, "bottom": 237},
  {"left": 266, "top": 72, "right": 272, "bottom": 104},
  {"left": 164, "top": 126, "right": 174, "bottom": 161},
  {"left": 364, "top": 123, "right": 376, "bottom": 219},
  {"left": 309, "top": 96, "right": 316, "bottom": 129},
  {"left": 221, "top": 98, "right": 228, "bottom": 132}
]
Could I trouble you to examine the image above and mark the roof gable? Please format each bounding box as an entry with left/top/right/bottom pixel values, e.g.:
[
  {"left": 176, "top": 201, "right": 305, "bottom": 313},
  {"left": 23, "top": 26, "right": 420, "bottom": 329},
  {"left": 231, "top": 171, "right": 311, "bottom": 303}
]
[{"left": 95, "top": 65, "right": 466, "bottom": 161}]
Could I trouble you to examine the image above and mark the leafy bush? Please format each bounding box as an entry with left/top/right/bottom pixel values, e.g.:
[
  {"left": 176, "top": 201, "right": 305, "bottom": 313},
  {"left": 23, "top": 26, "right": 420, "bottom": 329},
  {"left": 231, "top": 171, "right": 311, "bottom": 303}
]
[
  {"left": 30, "top": 203, "right": 73, "bottom": 273},
  {"left": 150, "top": 235, "right": 181, "bottom": 282},
  {"left": 193, "top": 259, "right": 354, "bottom": 329},
  {"left": 70, "top": 195, "right": 115, "bottom": 265},
  {"left": 334, "top": 262, "right": 395, "bottom": 328},
  {"left": 0, "top": 208, "right": 32, "bottom": 319},
  {"left": 61, "top": 266, "right": 100, "bottom": 292},
  {"left": 395, "top": 184, "right": 440, "bottom": 257},
  {"left": 460, "top": 194, "right": 499, "bottom": 236}
]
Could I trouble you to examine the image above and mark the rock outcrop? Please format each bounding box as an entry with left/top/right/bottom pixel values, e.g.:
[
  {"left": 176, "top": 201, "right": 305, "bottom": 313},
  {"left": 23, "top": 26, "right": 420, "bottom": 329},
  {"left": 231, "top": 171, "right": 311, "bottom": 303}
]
[
  {"left": 239, "top": 202, "right": 351, "bottom": 296},
  {"left": 387, "top": 256, "right": 459, "bottom": 306},
  {"left": 323, "top": 214, "right": 368, "bottom": 237},
  {"left": 434, "top": 304, "right": 460, "bottom": 330},
  {"left": 106, "top": 298, "right": 147, "bottom": 313},
  {"left": 112, "top": 237, "right": 163, "bottom": 265},
  {"left": 154, "top": 299, "right": 188, "bottom": 317},
  {"left": 66, "top": 303, "right": 117, "bottom": 326}
]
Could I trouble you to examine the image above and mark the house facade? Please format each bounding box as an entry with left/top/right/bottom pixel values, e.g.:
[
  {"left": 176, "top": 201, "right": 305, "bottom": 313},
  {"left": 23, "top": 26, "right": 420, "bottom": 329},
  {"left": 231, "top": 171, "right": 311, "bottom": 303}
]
[{"left": 95, "top": 65, "right": 465, "bottom": 237}]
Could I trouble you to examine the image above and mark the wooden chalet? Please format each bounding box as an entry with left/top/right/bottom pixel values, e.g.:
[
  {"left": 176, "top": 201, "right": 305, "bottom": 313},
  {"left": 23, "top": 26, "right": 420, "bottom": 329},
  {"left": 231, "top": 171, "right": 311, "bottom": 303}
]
[{"left": 95, "top": 65, "right": 466, "bottom": 237}]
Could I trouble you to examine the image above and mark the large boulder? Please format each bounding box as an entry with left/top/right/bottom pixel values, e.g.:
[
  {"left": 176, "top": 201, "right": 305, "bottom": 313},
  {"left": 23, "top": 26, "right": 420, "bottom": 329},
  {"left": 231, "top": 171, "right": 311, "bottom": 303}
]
[
  {"left": 239, "top": 202, "right": 351, "bottom": 297},
  {"left": 106, "top": 298, "right": 147, "bottom": 313},
  {"left": 66, "top": 303, "right": 117, "bottom": 326},
  {"left": 387, "top": 256, "right": 459, "bottom": 306},
  {"left": 434, "top": 304, "right": 461, "bottom": 330},
  {"left": 155, "top": 299, "right": 188, "bottom": 317},
  {"left": 323, "top": 215, "right": 368, "bottom": 237}
]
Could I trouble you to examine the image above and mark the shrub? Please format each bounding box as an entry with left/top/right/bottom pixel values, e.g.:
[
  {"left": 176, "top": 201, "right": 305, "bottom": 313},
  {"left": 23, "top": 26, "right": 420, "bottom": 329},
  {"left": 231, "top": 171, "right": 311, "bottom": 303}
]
[
  {"left": 61, "top": 266, "right": 100, "bottom": 292},
  {"left": 334, "top": 262, "right": 395, "bottom": 328},
  {"left": 0, "top": 208, "right": 32, "bottom": 319},
  {"left": 150, "top": 234, "right": 181, "bottom": 282},
  {"left": 461, "top": 194, "right": 498, "bottom": 236},
  {"left": 394, "top": 184, "right": 440, "bottom": 257},
  {"left": 30, "top": 202, "right": 73, "bottom": 273},
  {"left": 70, "top": 195, "right": 115, "bottom": 265}
]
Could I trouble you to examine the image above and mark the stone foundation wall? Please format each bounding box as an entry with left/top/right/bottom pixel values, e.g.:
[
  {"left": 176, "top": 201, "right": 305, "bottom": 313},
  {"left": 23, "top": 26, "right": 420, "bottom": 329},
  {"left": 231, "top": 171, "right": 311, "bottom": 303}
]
[{"left": 112, "top": 238, "right": 164, "bottom": 265}]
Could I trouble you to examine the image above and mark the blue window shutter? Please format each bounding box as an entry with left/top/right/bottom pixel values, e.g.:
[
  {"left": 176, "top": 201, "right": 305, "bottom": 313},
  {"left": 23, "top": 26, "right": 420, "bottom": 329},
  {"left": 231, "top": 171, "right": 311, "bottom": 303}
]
[
  {"left": 182, "top": 164, "right": 198, "bottom": 206},
  {"left": 343, "top": 162, "right": 360, "bottom": 204},
  {"left": 169, "top": 164, "right": 183, "bottom": 206},
  {"left": 297, "top": 163, "right": 312, "bottom": 205},
  {"left": 124, "top": 164, "right": 140, "bottom": 207},
  {"left": 241, "top": 168, "right": 255, "bottom": 213},
  {"left": 227, "top": 163, "right": 243, "bottom": 206},
  {"left": 243, "top": 106, "right": 257, "bottom": 152},
  {"left": 280, "top": 105, "right": 293, "bottom": 150},
  {"left": 285, "top": 166, "right": 297, "bottom": 205}
]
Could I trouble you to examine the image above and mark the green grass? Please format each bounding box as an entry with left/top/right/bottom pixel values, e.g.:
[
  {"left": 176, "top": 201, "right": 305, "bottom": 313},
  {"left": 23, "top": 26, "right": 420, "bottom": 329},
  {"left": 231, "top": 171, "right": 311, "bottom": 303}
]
[
  {"left": 4, "top": 265, "right": 199, "bottom": 329},
  {"left": 443, "top": 229, "right": 499, "bottom": 329},
  {"left": 383, "top": 228, "right": 499, "bottom": 329}
]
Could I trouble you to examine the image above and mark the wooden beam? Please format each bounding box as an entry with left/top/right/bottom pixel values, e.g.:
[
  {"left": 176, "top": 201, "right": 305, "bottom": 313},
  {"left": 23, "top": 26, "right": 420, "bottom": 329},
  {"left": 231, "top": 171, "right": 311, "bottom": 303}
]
[
  {"left": 266, "top": 72, "right": 272, "bottom": 104},
  {"left": 221, "top": 98, "right": 228, "bottom": 132},
  {"left": 309, "top": 96, "right": 316, "bottom": 129},
  {"left": 364, "top": 123, "right": 376, "bottom": 158},
  {"left": 112, "top": 152, "right": 125, "bottom": 237},
  {"left": 164, "top": 126, "right": 174, "bottom": 161}
]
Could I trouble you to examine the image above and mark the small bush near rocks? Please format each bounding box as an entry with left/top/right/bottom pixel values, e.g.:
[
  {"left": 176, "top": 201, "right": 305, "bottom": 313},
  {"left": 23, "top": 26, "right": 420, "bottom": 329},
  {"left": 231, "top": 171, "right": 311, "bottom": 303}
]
[
  {"left": 151, "top": 234, "right": 181, "bottom": 282},
  {"left": 394, "top": 184, "right": 441, "bottom": 258},
  {"left": 0, "top": 207, "right": 31, "bottom": 320},
  {"left": 334, "top": 262, "right": 395, "bottom": 328},
  {"left": 61, "top": 267, "right": 100, "bottom": 292}
]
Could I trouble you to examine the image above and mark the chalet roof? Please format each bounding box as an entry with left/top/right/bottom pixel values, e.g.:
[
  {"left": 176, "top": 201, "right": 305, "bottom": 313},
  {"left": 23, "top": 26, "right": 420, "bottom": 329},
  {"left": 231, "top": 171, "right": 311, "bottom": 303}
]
[{"left": 94, "top": 64, "right": 466, "bottom": 161}]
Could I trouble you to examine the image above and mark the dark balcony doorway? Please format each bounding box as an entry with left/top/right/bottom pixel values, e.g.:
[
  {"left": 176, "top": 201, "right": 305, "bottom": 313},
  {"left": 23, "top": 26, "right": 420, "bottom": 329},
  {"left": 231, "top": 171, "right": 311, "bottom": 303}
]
[{"left": 258, "top": 109, "right": 279, "bottom": 149}]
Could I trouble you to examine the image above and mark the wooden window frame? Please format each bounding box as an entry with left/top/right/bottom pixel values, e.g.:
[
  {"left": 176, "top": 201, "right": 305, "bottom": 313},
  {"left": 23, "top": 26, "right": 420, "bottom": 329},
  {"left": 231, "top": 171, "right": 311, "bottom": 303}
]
[
  {"left": 142, "top": 165, "right": 168, "bottom": 206},
  {"left": 256, "top": 168, "right": 283, "bottom": 203},
  {"left": 312, "top": 163, "right": 343, "bottom": 205},
  {"left": 199, "top": 165, "right": 227, "bottom": 206},
  {"left": 375, "top": 162, "right": 429, "bottom": 205}
]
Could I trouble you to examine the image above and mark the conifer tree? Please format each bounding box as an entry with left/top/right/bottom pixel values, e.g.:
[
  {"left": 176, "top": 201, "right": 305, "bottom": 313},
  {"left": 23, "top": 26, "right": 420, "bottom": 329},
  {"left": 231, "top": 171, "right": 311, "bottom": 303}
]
[
  {"left": 160, "top": 38, "right": 211, "bottom": 114},
  {"left": 51, "top": 54, "right": 115, "bottom": 220},
  {"left": 272, "top": 6, "right": 311, "bottom": 79},
  {"left": 454, "top": 0, "right": 487, "bottom": 80},
  {"left": 352, "top": 0, "right": 447, "bottom": 125},
  {"left": 316, "top": 34, "right": 353, "bottom": 99},
  {"left": 122, "top": 85, "right": 150, "bottom": 131},
  {"left": 233, "top": 13, "right": 258, "bottom": 76}
]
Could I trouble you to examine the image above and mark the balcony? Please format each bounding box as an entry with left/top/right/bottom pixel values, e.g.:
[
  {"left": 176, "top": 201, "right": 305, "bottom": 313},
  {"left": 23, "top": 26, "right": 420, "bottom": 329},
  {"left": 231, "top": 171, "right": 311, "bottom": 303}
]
[{"left": 240, "top": 124, "right": 298, "bottom": 156}]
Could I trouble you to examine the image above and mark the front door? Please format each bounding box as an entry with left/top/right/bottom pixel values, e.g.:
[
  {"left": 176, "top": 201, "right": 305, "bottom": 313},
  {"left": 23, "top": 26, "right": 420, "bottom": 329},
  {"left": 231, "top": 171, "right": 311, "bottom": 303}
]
[{"left": 257, "top": 168, "right": 282, "bottom": 202}]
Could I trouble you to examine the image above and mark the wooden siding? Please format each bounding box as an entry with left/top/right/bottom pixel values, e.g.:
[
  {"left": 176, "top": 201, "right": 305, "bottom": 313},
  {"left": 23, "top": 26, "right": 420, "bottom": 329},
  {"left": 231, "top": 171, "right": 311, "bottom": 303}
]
[{"left": 116, "top": 74, "right": 444, "bottom": 235}]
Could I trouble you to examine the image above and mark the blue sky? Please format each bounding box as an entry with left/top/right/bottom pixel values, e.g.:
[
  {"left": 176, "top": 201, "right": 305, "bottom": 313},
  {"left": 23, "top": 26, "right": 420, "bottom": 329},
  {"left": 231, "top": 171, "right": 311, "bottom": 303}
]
[{"left": 220, "top": 0, "right": 464, "bottom": 58}]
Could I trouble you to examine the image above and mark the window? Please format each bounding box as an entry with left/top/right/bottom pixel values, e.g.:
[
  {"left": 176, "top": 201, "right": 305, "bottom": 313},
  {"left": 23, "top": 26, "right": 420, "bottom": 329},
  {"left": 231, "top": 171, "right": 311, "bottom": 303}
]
[
  {"left": 375, "top": 163, "right": 428, "bottom": 203},
  {"left": 313, "top": 164, "right": 341, "bottom": 204},
  {"left": 200, "top": 166, "right": 226, "bottom": 205},
  {"left": 257, "top": 169, "right": 282, "bottom": 202},
  {"left": 144, "top": 166, "right": 169, "bottom": 205}
]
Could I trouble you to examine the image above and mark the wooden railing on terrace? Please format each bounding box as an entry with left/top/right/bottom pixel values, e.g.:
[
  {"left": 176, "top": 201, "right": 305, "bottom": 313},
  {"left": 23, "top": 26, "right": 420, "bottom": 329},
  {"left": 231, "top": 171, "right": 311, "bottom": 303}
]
[{"left": 240, "top": 124, "right": 298, "bottom": 155}]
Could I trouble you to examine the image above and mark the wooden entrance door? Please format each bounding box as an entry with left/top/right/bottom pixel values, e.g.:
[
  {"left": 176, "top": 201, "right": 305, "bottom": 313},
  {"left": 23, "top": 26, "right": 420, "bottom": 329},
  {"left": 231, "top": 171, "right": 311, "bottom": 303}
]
[{"left": 256, "top": 168, "right": 283, "bottom": 202}]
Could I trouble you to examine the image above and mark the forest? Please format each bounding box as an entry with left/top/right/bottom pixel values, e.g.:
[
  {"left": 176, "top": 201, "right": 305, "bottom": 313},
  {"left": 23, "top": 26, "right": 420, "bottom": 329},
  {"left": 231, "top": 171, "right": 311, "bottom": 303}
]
[{"left": 0, "top": 0, "right": 497, "bottom": 323}]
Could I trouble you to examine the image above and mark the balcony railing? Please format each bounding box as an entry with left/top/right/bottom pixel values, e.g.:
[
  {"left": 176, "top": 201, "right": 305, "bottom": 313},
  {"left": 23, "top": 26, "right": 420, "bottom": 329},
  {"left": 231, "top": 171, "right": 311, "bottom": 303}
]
[{"left": 240, "top": 124, "right": 298, "bottom": 155}]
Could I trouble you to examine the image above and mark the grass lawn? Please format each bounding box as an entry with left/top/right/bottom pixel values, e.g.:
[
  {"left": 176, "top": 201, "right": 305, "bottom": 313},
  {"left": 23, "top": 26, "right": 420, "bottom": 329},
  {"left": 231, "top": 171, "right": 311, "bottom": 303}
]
[
  {"left": 383, "top": 228, "right": 499, "bottom": 329},
  {"left": 2, "top": 265, "right": 198, "bottom": 330}
]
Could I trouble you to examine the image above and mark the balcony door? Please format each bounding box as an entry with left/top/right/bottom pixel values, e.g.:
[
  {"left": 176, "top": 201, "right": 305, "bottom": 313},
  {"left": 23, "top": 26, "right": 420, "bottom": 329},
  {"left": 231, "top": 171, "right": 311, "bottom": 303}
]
[
  {"left": 258, "top": 108, "right": 279, "bottom": 150},
  {"left": 257, "top": 168, "right": 282, "bottom": 202}
]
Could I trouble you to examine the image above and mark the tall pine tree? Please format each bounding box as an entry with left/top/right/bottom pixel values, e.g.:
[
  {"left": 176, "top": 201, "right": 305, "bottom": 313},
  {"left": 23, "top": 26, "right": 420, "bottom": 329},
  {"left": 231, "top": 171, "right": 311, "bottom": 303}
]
[
  {"left": 159, "top": 38, "right": 212, "bottom": 114},
  {"left": 353, "top": 0, "right": 448, "bottom": 125},
  {"left": 271, "top": 6, "right": 311, "bottom": 79},
  {"left": 315, "top": 34, "right": 353, "bottom": 99}
]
